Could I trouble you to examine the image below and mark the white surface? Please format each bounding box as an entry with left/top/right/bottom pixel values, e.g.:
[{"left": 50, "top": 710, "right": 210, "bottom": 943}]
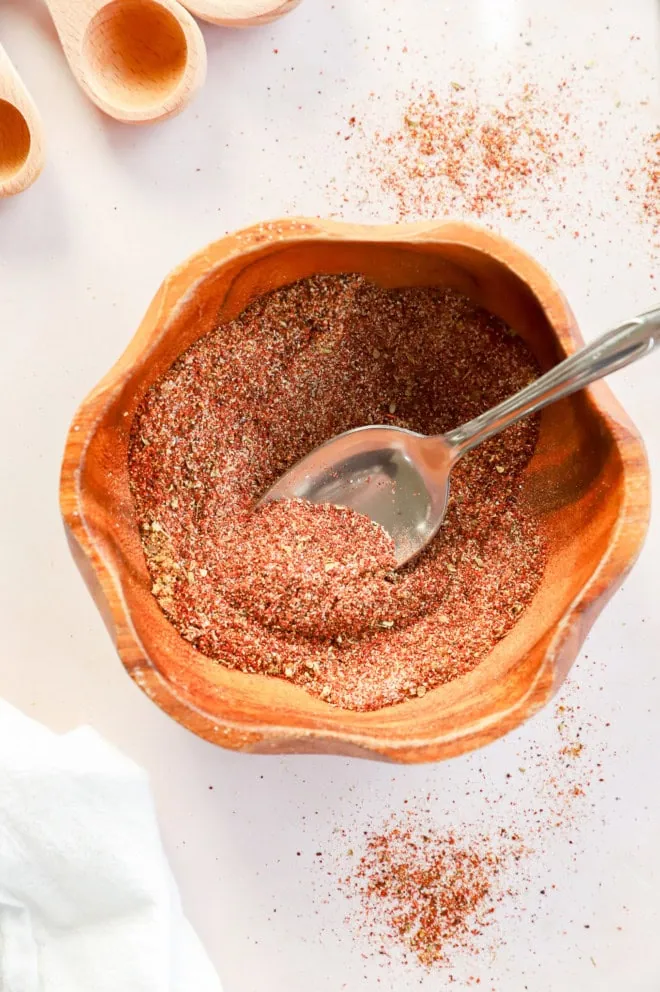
[
  {"left": 0, "top": 1, "right": 659, "bottom": 989},
  {"left": 0, "top": 701, "right": 220, "bottom": 992}
]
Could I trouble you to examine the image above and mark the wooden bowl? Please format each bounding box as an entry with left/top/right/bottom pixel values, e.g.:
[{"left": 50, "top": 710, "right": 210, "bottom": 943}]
[{"left": 60, "top": 219, "right": 650, "bottom": 763}]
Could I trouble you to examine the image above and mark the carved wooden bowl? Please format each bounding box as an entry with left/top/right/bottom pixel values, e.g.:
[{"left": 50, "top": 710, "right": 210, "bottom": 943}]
[{"left": 60, "top": 219, "right": 650, "bottom": 762}]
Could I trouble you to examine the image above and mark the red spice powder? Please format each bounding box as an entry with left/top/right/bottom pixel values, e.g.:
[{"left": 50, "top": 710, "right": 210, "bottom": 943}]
[
  {"left": 642, "top": 131, "right": 659, "bottom": 244},
  {"left": 340, "top": 816, "right": 524, "bottom": 969},
  {"left": 330, "top": 82, "right": 585, "bottom": 224},
  {"left": 128, "top": 274, "right": 546, "bottom": 711},
  {"left": 626, "top": 130, "right": 660, "bottom": 240},
  {"left": 332, "top": 685, "right": 611, "bottom": 975}
]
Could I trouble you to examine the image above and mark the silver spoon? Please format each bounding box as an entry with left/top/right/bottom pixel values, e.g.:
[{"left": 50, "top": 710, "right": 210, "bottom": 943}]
[{"left": 261, "top": 306, "right": 660, "bottom": 566}]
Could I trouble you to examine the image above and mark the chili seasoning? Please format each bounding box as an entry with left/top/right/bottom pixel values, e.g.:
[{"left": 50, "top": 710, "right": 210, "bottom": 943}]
[
  {"left": 128, "top": 274, "right": 546, "bottom": 711},
  {"left": 340, "top": 816, "right": 523, "bottom": 968},
  {"left": 329, "top": 82, "right": 585, "bottom": 225}
]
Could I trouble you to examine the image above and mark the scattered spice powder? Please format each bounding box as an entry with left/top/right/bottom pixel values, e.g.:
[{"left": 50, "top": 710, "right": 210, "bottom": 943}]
[
  {"left": 329, "top": 82, "right": 585, "bottom": 225},
  {"left": 625, "top": 129, "right": 660, "bottom": 253},
  {"left": 331, "top": 683, "right": 612, "bottom": 976},
  {"left": 341, "top": 818, "right": 524, "bottom": 968},
  {"left": 641, "top": 131, "right": 659, "bottom": 246},
  {"left": 129, "top": 274, "right": 546, "bottom": 711},
  {"left": 327, "top": 77, "right": 660, "bottom": 283}
]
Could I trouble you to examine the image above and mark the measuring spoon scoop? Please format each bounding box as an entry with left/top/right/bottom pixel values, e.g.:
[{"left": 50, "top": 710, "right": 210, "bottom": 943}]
[
  {"left": 44, "top": 0, "right": 207, "bottom": 123},
  {"left": 0, "top": 43, "right": 45, "bottom": 196}
]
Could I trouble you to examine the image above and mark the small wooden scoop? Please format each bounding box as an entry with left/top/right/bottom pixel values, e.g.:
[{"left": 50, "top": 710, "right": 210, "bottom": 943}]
[
  {"left": 44, "top": 0, "right": 207, "bottom": 123},
  {"left": 0, "top": 43, "right": 45, "bottom": 196},
  {"left": 177, "top": 0, "right": 301, "bottom": 27}
]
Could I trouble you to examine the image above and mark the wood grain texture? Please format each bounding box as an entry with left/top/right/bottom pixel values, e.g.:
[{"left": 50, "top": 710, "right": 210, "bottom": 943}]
[
  {"left": 0, "top": 43, "right": 45, "bottom": 196},
  {"left": 176, "top": 0, "right": 301, "bottom": 27},
  {"left": 59, "top": 219, "right": 651, "bottom": 763},
  {"left": 44, "top": 0, "right": 207, "bottom": 123}
]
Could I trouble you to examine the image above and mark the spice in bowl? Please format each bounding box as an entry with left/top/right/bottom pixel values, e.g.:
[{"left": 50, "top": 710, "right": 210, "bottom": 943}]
[{"left": 128, "top": 274, "right": 546, "bottom": 712}]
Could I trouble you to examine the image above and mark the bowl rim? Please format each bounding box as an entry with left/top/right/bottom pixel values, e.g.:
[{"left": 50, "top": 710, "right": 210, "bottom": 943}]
[{"left": 60, "top": 218, "right": 651, "bottom": 761}]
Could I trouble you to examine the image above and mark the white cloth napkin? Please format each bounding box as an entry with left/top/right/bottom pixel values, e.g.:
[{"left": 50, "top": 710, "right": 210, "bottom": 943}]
[{"left": 0, "top": 701, "right": 221, "bottom": 992}]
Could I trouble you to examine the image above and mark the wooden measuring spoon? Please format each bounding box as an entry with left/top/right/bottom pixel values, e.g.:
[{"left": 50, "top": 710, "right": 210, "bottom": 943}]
[
  {"left": 0, "top": 44, "right": 45, "bottom": 196},
  {"left": 177, "top": 0, "right": 301, "bottom": 27},
  {"left": 44, "top": 0, "right": 207, "bottom": 123}
]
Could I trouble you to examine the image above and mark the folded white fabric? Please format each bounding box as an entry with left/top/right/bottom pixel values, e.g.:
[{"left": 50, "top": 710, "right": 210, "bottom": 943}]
[{"left": 0, "top": 701, "right": 221, "bottom": 992}]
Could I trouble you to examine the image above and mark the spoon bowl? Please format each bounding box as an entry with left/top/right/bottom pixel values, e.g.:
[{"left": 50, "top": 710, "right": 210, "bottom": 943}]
[
  {"left": 0, "top": 44, "right": 45, "bottom": 196},
  {"left": 262, "top": 425, "right": 453, "bottom": 565},
  {"left": 262, "top": 306, "right": 660, "bottom": 563},
  {"left": 45, "top": 0, "right": 207, "bottom": 123}
]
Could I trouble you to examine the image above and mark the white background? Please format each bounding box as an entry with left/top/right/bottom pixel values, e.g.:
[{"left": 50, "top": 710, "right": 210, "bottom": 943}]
[{"left": 1, "top": 1, "right": 659, "bottom": 989}]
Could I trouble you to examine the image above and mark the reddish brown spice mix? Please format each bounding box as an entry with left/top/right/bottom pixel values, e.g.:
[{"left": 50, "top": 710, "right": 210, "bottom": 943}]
[
  {"left": 341, "top": 819, "right": 523, "bottom": 968},
  {"left": 642, "top": 131, "right": 659, "bottom": 245},
  {"left": 332, "top": 686, "right": 611, "bottom": 975},
  {"left": 626, "top": 130, "right": 660, "bottom": 251},
  {"left": 329, "top": 81, "right": 660, "bottom": 285},
  {"left": 128, "top": 274, "right": 546, "bottom": 711},
  {"left": 331, "top": 83, "right": 585, "bottom": 224}
]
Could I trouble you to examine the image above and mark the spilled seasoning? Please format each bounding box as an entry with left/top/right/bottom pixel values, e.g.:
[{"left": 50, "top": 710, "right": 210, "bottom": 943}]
[
  {"left": 330, "top": 82, "right": 585, "bottom": 225},
  {"left": 638, "top": 131, "right": 659, "bottom": 248},
  {"left": 330, "top": 683, "right": 612, "bottom": 979},
  {"left": 328, "top": 79, "right": 660, "bottom": 284},
  {"left": 341, "top": 819, "right": 524, "bottom": 968},
  {"left": 128, "top": 274, "right": 546, "bottom": 711}
]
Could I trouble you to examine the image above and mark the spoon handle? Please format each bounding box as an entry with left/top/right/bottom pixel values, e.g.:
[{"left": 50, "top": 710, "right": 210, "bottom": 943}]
[{"left": 444, "top": 305, "right": 660, "bottom": 458}]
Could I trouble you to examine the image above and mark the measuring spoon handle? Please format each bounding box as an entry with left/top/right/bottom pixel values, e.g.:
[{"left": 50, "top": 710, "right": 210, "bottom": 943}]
[{"left": 444, "top": 306, "right": 660, "bottom": 457}]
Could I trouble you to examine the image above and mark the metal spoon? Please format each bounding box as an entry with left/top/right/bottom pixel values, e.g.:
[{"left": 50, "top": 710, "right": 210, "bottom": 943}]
[{"left": 261, "top": 306, "right": 660, "bottom": 566}]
